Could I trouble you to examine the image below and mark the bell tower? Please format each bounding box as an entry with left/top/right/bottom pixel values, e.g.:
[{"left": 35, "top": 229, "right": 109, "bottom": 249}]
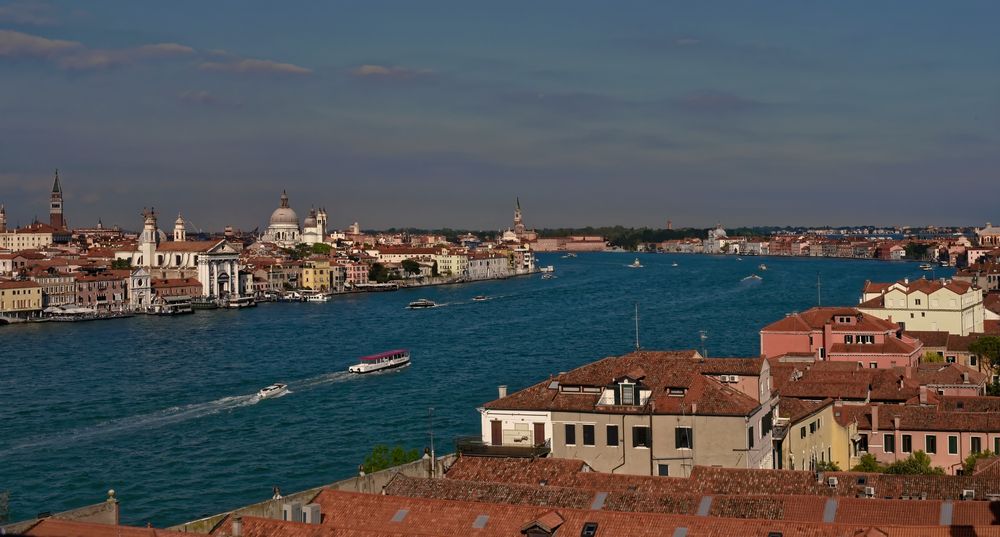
[
  {"left": 513, "top": 197, "right": 526, "bottom": 237},
  {"left": 139, "top": 208, "right": 159, "bottom": 267},
  {"left": 174, "top": 213, "right": 187, "bottom": 242},
  {"left": 50, "top": 169, "right": 65, "bottom": 229},
  {"left": 0, "top": 204, "right": 6, "bottom": 233}
]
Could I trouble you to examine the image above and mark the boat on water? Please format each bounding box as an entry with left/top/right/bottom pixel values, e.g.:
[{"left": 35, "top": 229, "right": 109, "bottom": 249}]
[
  {"left": 226, "top": 296, "right": 257, "bottom": 308},
  {"left": 407, "top": 298, "right": 437, "bottom": 309},
  {"left": 628, "top": 258, "right": 643, "bottom": 268},
  {"left": 190, "top": 297, "right": 219, "bottom": 310},
  {"left": 560, "top": 253, "right": 577, "bottom": 259},
  {"left": 257, "top": 383, "right": 288, "bottom": 399},
  {"left": 758, "top": 263, "right": 768, "bottom": 271},
  {"left": 541, "top": 273, "right": 555, "bottom": 280},
  {"left": 539, "top": 265, "right": 555, "bottom": 273},
  {"left": 919, "top": 263, "right": 933, "bottom": 269},
  {"left": 305, "top": 293, "right": 331, "bottom": 302},
  {"left": 349, "top": 349, "right": 410, "bottom": 374},
  {"left": 671, "top": 262, "right": 678, "bottom": 267},
  {"left": 472, "top": 295, "right": 488, "bottom": 302},
  {"left": 742, "top": 274, "right": 763, "bottom": 282}
]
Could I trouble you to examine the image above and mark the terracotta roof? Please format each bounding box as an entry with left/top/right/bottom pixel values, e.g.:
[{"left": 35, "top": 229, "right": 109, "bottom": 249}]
[
  {"left": 484, "top": 351, "right": 763, "bottom": 416},
  {"left": 779, "top": 397, "right": 832, "bottom": 423},
  {"left": 0, "top": 279, "right": 41, "bottom": 289},
  {"left": 853, "top": 403, "right": 1000, "bottom": 433},
  {"left": 762, "top": 307, "right": 900, "bottom": 333},
  {"left": 905, "top": 331, "right": 950, "bottom": 348},
  {"left": 22, "top": 519, "right": 189, "bottom": 537},
  {"left": 155, "top": 240, "right": 224, "bottom": 253}
]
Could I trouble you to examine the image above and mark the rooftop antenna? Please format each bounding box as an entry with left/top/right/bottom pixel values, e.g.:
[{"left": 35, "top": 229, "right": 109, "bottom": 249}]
[
  {"left": 699, "top": 330, "right": 708, "bottom": 358},
  {"left": 817, "top": 272, "right": 822, "bottom": 306},
  {"left": 634, "top": 302, "right": 640, "bottom": 351}
]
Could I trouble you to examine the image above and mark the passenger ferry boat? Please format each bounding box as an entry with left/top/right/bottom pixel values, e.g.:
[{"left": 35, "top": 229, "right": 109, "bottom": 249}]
[
  {"left": 226, "top": 296, "right": 256, "bottom": 308},
  {"left": 349, "top": 349, "right": 410, "bottom": 374},
  {"left": 407, "top": 298, "right": 437, "bottom": 309},
  {"left": 257, "top": 383, "right": 288, "bottom": 399},
  {"left": 305, "top": 292, "right": 331, "bottom": 302}
]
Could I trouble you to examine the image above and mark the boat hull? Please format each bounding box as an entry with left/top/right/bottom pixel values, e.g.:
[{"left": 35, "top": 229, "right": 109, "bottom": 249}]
[{"left": 349, "top": 358, "right": 410, "bottom": 374}]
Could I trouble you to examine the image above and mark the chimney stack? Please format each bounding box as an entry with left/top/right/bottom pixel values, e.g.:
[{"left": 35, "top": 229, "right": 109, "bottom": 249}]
[
  {"left": 872, "top": 405, "right": 879, "bottom": 434},
  {"left": 963, "top": 372, "right": 970, "bottom": 384},
  {"left": 919, "top": 385, "right": 928, "bottom": 405},
  {"left": 498, "top": 385, "right": 507, "bottom": 398},
  {"left": 232, "top": 516, "right": 243, "bottom": 537}
]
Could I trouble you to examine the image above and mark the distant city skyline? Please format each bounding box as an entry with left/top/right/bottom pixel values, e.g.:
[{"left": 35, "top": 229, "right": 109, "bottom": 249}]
[{"left": 1, "top": 1, "right": 998, "bottom": 230}]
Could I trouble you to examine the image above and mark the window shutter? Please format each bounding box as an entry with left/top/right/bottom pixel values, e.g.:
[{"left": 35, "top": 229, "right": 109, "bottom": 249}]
[
  {"left": 614, "top": 386, "right": 621, "bottom": 405},
  {"left": 633, "top": 385, "right": 641, "bottom": 405}
]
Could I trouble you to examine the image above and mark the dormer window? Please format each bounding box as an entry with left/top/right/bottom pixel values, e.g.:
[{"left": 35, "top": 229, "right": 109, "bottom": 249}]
[
  {"left": 620, "top": 382, "right": 635, "bottom": 405},
  {"left": 667, "top": 387, "right": 686, "bottom": 397}
]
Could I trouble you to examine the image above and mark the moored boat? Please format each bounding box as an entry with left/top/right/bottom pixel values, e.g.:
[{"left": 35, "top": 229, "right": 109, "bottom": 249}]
[
  {"left": 348, "top": 349, "right": 410, "bottom": 374},
  {"left": 226, "top": 296, "right": 256, "bottom": 308},
  {"left": 539, "top": 265, "right": 555, "bottom": 273},
  {"left": 257, "top": 383, "right": 288, "bottom": 399},
  {"left": 305, "top": 292, "right": 330, "bottom": 302}
]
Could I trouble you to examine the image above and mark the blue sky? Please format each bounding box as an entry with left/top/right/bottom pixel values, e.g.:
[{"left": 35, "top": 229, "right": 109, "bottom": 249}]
[{"left": 1, "top": 1, "right": 998, "bottom": 231}]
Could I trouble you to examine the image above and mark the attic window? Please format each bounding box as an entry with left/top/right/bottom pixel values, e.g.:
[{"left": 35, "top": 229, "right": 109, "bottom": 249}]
[
  {"left": 561, "top": 385, "right": 581, "bottom": 393},
  {"left": 668, "top": 387, "right": 686, "bottom": 397}
]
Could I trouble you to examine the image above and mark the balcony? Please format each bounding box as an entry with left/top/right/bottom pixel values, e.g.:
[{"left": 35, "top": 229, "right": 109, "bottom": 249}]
[{"left": 455, "top": 436, "right": 551, "bottom": 458}]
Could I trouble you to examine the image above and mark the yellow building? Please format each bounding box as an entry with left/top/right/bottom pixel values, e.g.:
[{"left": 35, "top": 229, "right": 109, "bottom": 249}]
[
  {"left": 779, "top": 398, "right": 856, "bottom": 471},
  {"left": 859, "top": 278, "right": 985, "bottom": 335},
  {"left": 0, "top": 280, "right": 43, "bottom": 318},
  {"left": 301, "top": 258, "right": 344, "bottom": 292},
  {"left": 0, "top": 222, "right": 59, "bottom": 252}
]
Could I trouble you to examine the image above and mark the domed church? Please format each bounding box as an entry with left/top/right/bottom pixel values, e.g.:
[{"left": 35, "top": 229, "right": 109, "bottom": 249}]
[{"left": 262, "top": 190, "right": 301, "bottom": 247}]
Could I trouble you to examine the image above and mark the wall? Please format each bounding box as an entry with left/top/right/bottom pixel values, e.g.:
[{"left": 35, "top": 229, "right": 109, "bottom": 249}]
[{"left": 1, "top": 496, "right": 118, "bottom": 534}]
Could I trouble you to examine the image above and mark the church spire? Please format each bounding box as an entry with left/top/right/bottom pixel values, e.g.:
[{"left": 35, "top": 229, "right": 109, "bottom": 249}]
[
  {"left": 52, "top": 169, "right": 62, "bottom": 193},
  {"left": 50, "top": 168, "right": 65, "bottom": 229}
]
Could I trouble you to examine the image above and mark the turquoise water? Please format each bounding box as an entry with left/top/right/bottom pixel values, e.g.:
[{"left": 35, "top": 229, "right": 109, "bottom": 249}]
[{"left": 0, "top": 252, "right": 946, "bottom": 525}]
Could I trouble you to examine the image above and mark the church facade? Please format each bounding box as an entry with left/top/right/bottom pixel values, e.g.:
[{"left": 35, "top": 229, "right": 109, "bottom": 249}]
[{"left": 261, "top": 190, "right": 329, "bottom": 247}]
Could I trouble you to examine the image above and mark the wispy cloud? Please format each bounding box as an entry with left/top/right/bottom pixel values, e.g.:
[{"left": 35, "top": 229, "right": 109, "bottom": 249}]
[
  {"left": 350, "top": 63, "right": 432, "bottom": 80},
  {"left": 0, "top": 29, "right": 193, "bottom": 70},
  {"left": 0, "top": 0, "right": 59, "bottom": 26},
  {"left": 176, "top": 89, "right": 241, "bottom": 108},
  {"left": 200, "top": 58, "right": 312, "bottom": 76},
  {"left": 674, "top": 90, "right": 763, "bottom": 114}
]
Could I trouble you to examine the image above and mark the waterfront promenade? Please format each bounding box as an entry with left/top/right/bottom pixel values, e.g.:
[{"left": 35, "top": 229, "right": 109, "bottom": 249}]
[{"left": 0, "top": 252, "right": 947, "bottom": 525}]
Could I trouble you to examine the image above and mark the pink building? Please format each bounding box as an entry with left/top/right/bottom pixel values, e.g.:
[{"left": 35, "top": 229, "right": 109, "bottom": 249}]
[
  {"left": 75, "top": 270, "right": 130, "bottom": 312},
  {"left": 760, "top": 307, "right": 922, "bottom": 368},
  {"left": 842, "top": 400, "right": 1000, "bottom": 475}
]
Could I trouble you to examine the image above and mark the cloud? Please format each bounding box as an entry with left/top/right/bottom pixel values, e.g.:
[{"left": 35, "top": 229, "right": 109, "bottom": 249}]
[
  {"left": 199, "top": 58, "right": 312, "bottom": 76},
  {"left": 0, "top": 29, "right": 193, "bottom": 70},
  {"left": 674, "top": 90, "right": 763, "bottom": 114},
  {"left": 0, "top": 0, "right": 59, "bottom": 26},
  {"left": 0, "top": 29, "right": 80, "bottom": 58},
  {"left": 350, "top": 63, "right": 431, "bottom": 79},
  {"left": 176, "top": 89, "right": 240, "bottom": 108}
]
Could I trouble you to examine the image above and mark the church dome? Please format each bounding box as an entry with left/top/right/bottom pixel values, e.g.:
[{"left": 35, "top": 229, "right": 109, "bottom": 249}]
[
  {"left": 269, "top": 190, "right": 299, "bottom": 226},
  {"left": 303, "top": 209, "right": 317, "bottom": 228}
]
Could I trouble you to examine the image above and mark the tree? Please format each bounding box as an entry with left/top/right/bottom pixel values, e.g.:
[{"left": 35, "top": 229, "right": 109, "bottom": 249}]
[
  {"left": 401, "top": 259, "right": 422, "bottom": 275},
  {"left": 368, "top": 263, "right": 389, "bottom": 283},
  {"left": 851, "top": 453, "right": 883, "bottom": 473},
  {"left": 884, "top": 451, "right": 945, "bottom": 475},
  {"left": 963, "top": 450, "right": 995, "bottom": 474},
  {"left": 310, "top": 243, "right": 332, "bottom": 255},
  {"left": 904, "top": 242, "right": 931, "bottom": 260},
  {"left": 110, "top": 258, "right": 132, "bottom": 270},
  {"left": 970, "top": 336, "right": 1000, "bottom": 371},
  {"left": 361, "top": 444, "right": 420, "bottom": 474},
  {"left": 431, "top": 261, "right": 439, "bottom": 277},
  {"left": 922, "top": 351, "right": 944, "bottom": 363},
  {"left": 814, "top": 460, "right": 841, "bottom": 472}
]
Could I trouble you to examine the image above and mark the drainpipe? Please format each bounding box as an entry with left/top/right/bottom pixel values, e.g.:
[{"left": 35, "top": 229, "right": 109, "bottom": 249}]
[{"left": 610, "top": 413, "right": 627, "bottom": 474}]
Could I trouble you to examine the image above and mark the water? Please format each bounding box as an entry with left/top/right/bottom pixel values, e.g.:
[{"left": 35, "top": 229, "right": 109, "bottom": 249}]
[{"left": 0, "top": 252, "right": 944, "bottom": 525}]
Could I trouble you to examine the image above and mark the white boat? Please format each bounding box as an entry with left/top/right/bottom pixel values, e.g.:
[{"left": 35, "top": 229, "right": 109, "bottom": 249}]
[
  {"left": 472, "top": 295, "right": 488, "bottom": 302},
  {"left": 671, "top": 262, "right": 678, "bottom": 267},
  {"left": 742, "top": 274, "right": 763, "bottom": 282},
  {"left": 539, "top": 265, "right": 555, "bottom": 273},
  {"left": 919, "top": 263, "right": 932, "bottom": 269},
  {"left": 226, "top": 296, "right": 256, "bottom": 308},
  {"left": 349, "top": 349, "right": 410, "bottom": 374},
  {"left": 628, "top": 258, "right": 643, "bottom": 268},
  {"left": 758, "top": 264, "right": 768, "bottom": 271},
  {"left": 257, "top": 383, "right": 287, "bottom": 399},
  {"left": 560, "top": 253, "right": 577, "bottom": 259},
  {"left": 541, "top": 273, "right": 555, "bottom": 280},
  {"left": 407, "top": 298, "right": 437, "bottom": 309},
  {"left": 305, "top": 293, "right": 330, "bottom": 302}
]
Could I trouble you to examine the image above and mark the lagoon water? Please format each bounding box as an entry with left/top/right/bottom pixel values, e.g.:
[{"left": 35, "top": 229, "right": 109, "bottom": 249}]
[{"left": 0, "top": 252, "right": 948, "bottom": 525}]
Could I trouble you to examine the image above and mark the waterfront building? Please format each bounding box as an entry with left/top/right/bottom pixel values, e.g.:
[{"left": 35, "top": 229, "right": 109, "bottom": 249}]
[
  {"left": 432, "top": 250, "right": 469, "bottom": 277},
  {"left": 531, "top": 236, "right": 607, "bottom": 252},
  {"left": 0, "top": 279, "right": 42, "bottom": 318},
  {"left": 336, "top": 258, "right": 369, "bottom": 287},
  {"left": 152, "top": 278, "right": 201, "bottom": 300},
  {"left": 301, "top": 258, "right": 345, "bottom": 292},
  {"left": 480, "top": 350, "right": 778, "bottom": 476},
  {"left": 75, "top": 270, "right": 130, "bottom": 312},
  {"left": 467, "top": 252, "right": 510, "bottom": 280},
  {"left": 28, "top": 266, "right": 76, "bottom": 308},
  {"left": 859, "top": 278, "right": 985, "bottom": 335},
  {"left": 261, "top": 191, "right": 301, "bottom": 248},
  {"left": 115, "top": 209, "right": 244, "bottom": 301},
  {"left": 128, "top": 267, "right": 152, "bottom": 311},
  {"left": 760, "top": 307, "right": 923, "bottom": 368}
]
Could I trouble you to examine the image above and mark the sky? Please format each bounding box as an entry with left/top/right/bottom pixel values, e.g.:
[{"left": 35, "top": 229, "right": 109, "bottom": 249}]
[{"left": 0, "top": 1, "right": 998, "bottom": 232}]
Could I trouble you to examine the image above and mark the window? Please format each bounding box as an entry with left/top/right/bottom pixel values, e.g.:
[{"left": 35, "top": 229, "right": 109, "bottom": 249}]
[
  {"left": 800, "top": 427, "right": 806, "bottom": 439},
  {"left": 657, "top": 464, "right": 669, "bottom": 476},
  {"left": 902, "top": 434, "right": 912, "bottom": 453},
  {"left": 583, "top": 425, "right": 595, "bottom": 446},
  {"left": 858, "top": 434, "right": 868, "bottom": 453},
  {"left": 870, "top": 362, "right": 877, "bottom": 369},
  {"left": 915, "top": 298, "right": 921, "bottom": 305},
  {"left": 675, "top": 427, "right": 693, "bottom": 449},
  {"left": 809, "top": 421, "right": 816, "bottom": 434},
  {"left": 633, "top": 426, "right": 650, "bottom": 448},
  {"left": 844, "top": 335, "right": 854, "bottom": 344},
  {"left": 995, "top": 437, "right": 1000, "bottom": 455},
  {"left": 946, "top": 356, "right": 956, "bottom": 364},
  {"left": 607, "top": 425, "right": 619, "bottom": 447},
  {"left": 949, "top": 435, "right": 958, "bottom": 455},
  {"left": 925, "top": 435, "right": 937, "bottom": 454},
  {"left": 972, "top": 437, "right": 982, "bottom": 454},
  {"left": 748, "top": 426, "right": 755, "bottom": 449},
  {"left": 620, "top": 383, "right": 635, "bottom": 405},
  {"left": 565, "top": 424, "right": 576, "bottom": 445},
  {"left": 971, "top": 355, "right": 978, "bottom": 366},
  {"left": 884, "top": 434, "right": 895, "bottom": 453}
]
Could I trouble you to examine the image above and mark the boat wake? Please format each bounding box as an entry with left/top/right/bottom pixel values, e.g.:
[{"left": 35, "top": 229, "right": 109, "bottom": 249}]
[{"left": 293, "top": 370, "right": 354, "bottom": 390}]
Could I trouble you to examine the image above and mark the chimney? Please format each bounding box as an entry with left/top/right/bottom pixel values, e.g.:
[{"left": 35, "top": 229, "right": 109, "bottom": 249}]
[
  {"left": 232, "top": 516, "right": 243, "bottom": 537},
  {"left": 498, "top": 385, "right": 508, "bottom": 398},
  {"left": 904, "top": 277, "right": 909, "bottom": 284},
  {"left": 897, "top": 376, "right": 904, "bottom": 389},
  {"left": 872, "top": 405, "right": 879, "bottom": 434},
  {"left": 919, "top": 385, "right": 928, "bottom": 405},
  {"left": 963, "top": 372, "right": 970, "bottom": 384},
  {"left": 893, "top": 417, "right": 900, "bottom": 430}
]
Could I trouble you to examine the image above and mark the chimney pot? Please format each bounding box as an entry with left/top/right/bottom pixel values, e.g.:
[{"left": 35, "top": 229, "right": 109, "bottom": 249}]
[
  {"left": 893, "top": 416, "right": 900, "bottom": 430},
  {"left": 498, "top": 385, "right": 508, "bottom": 398}
]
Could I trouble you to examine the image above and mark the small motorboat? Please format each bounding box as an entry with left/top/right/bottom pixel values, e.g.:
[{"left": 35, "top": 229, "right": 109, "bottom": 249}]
[
  {"left": 628, "top": 258, "right": 643, "bottom": 268},
  {"left": 541, "top": 273, "right": 555, "bottom": 279},
  {"left": 472, "top": 295, "right": 488, "bottom": 302},
  {"left": 758, "top": 264, "right": 768, "bottom": 271},
  {"left": 539, "top": 265, "right": 555, "bottom": 273},
  {"left": 560, "top": 253, "right": 577, "bottom": 259},
  {"left": 407, "top": 298, "right": 437, "bottom": 309},
  {"left": 671, "top": 262, "right": 678, "bottom": 267},
  {"left": 305, "top": 293, "right": 330, "bottom": 302},
  {"left": 258, "top": 383, "right": 288, "bottom": 399},
  {"left": 919, "top": 263, "right": 932, "bottom": 270},
  {"left": 742, "top": 274, "right": 763, "bottom": 282},
  {"left": 349, "top": 349, "right": 410, "bottom": 374}
]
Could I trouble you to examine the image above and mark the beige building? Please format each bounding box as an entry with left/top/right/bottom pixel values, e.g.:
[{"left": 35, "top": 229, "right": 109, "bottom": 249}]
[
  {"left": 859, "top": 278, "right": 985, "bottom": 335},
  {"left": 300, "top": 258, "right": 345, "bottom": 292},
  {"left": 0, "top": 279, "right": 42, "bottom": 318},
  {"left": 481, "top": 351, "right": 778, "bottom": 477},
  {"left": 778, "top": 398, "right": 856, "bottom": 471},
  {"left": 0, "top": 222, "right": 60, "bottom": 252}
]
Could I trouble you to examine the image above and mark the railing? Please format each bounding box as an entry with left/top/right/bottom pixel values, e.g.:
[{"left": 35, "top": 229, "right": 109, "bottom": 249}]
[{"left": 455, "top": 435, "right": 551, "bottom": 458}]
